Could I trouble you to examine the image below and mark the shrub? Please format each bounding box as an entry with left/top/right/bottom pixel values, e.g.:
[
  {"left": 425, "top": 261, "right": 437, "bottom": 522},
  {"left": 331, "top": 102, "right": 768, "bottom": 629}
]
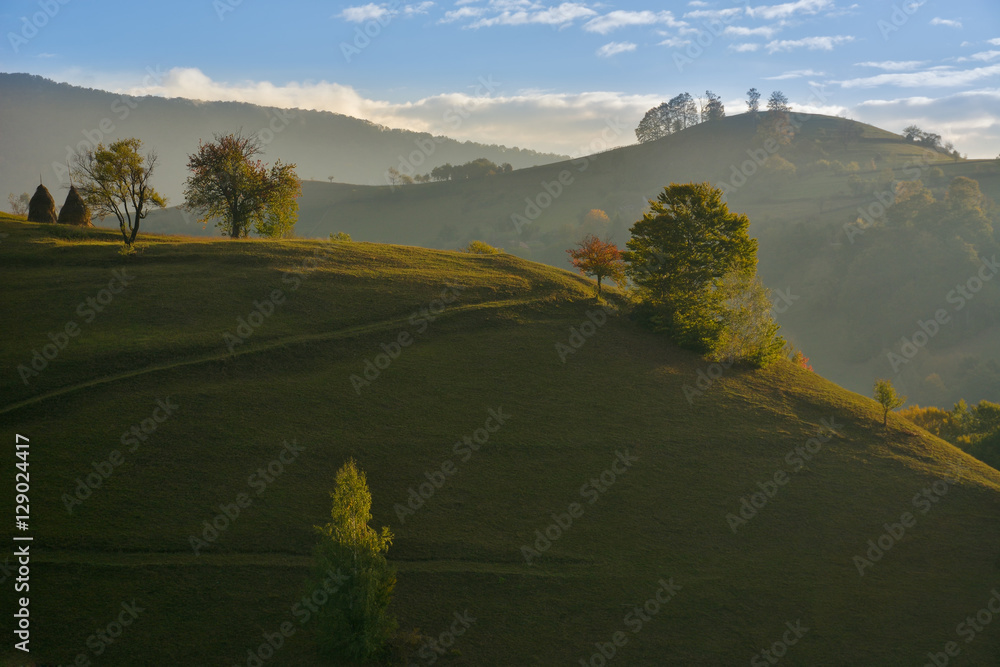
[
  {"left": 329, "top": 231, "right": 352, "bottom": 242},
  {"left": 464, "top": 240, "right": 502, "bottom": 254}
]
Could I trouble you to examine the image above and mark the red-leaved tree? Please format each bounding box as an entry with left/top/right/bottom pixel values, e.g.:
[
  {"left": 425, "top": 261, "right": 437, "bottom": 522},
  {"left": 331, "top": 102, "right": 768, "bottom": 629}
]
[{"left": 567, "top": 235, "right": 625, "bottom": 296}]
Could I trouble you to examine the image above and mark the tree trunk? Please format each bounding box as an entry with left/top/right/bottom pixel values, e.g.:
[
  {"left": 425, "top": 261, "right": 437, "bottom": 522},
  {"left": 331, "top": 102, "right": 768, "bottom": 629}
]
[{"left": 129, "top": 208, "right": 140, "bottom": 246}]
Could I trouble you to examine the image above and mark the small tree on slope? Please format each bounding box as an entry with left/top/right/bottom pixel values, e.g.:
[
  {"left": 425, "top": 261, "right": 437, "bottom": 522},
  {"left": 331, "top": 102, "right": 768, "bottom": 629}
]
[{"left": 311, "top": 459, "right": 397, "bottom": 662}]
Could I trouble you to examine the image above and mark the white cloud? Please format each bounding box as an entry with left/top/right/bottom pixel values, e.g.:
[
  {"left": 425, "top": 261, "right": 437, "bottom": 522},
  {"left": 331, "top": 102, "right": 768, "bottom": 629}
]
[
  {"left": 729, "top": 43, "right": 761, "bottom": 52},
  {"left": 658, "top": 36, "right": 691, "bottom": 48},
  {"left": 766, "top": 35, "right": 853, "bottom": 53},
  {"left": 596, "top": 41, "right": 637, "bottom": 57},
  {"left": 465, "top": 2, "right": 597, "bottom": 28},
  {"left": 962, "top": 51, "right": 1000, "bottom": 63},
  {"left": 338, "top": 2, "right": 433, "bottom": 22},
  {"left": 839, "top": 64, "right": 1000, "bottom": 88},
  {"left": 765, "top": 69, "right": 825, "bottom": 80},
  {"left": 853, "top": 89, "right": 1000, "bottom": 158},
  {"left": 683, "top": 7, "right": 743, "bottom": 20},
  {"left": 403, "top": 1, "right": 435, "bottom": 15},
  {"left": 930, "top": 17, "right": 962, "bottom": 28},
  {"left": 688, "top": 0, "right": 708, "bottom": 6},
  {"left": 724, "top": 25, "right": 780, "bottom": 39},
  {"left": 100, "top": 66, "right": 657, "bottom": 157},
  {"left": 441, "top": 6, "right": 486, "bottom": 22},
  {"left": 584, "top": 10, "right": 684, "bottom": 34},
  {"left": 855, "top": 60, "right": 927, "bottom": 71},
  {"left": 746, "top": 0, "right": 832, "bottom": 20},
  {"left": 989, "top": 38, "right": 1000, "bottom": 46},
  {"left": 338, "top": 3, "right": 392, "bottom": 22}
]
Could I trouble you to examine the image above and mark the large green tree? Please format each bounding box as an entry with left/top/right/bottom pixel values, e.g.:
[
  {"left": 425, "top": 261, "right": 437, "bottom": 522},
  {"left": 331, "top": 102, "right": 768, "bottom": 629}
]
[
  {"left": 311, "top": 459, "right": 397, "bottom": 662},
  {"left": 183, "top": 131, "right": 301, "bottom": 239},
  {"left": 72, "top": 138, "right": 166, "bottom": 246},
  {"left": 625, "top": 182, "right": 766, "bottom": 357}
]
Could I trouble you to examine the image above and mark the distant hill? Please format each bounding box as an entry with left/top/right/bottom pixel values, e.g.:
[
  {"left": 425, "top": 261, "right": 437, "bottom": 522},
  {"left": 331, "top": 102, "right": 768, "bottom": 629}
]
[
  {"left": 0, "top": 73, "right": 566, "bottom": 203},
  {"left": 3, "top": 220, "right": 1000, "bottom": 665}
]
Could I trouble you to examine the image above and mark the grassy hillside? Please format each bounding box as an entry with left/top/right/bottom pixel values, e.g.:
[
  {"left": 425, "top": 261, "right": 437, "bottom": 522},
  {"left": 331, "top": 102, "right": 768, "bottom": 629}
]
[
  {"left": 3, "top": 220, "right": 1000, "bottom": 666},
  {"left": 138, "top": 114, "right": 1000, "bottom": 408}
]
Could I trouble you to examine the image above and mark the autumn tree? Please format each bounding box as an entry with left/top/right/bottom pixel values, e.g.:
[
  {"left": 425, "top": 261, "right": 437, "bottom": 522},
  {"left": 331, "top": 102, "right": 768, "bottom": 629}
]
[
  {"left": 311, "top": 459, "right": 397, "bottom": 662},
  {"left": 72, "top": 138, "right": 166, "bottom": 246},
  {"left": 625, "top": 183, "right": 764, "bottom": 357},
  {"left": 386, "top": 167, "right": 413, "bottom": 187},
  {"left": 873, "top": 378, "right": 907, "bottom": 426},
  {"left": 567, "top": 235, "right": 625, "bottom": 296},
  {"left": 183, "top": 131, "right": 301, "bottom": 239}
]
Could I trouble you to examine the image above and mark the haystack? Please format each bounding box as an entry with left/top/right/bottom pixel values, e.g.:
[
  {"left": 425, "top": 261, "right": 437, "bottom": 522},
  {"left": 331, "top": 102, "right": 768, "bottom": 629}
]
[
  {"left": 27, "top": 183, "right": 57, "bottom": 223},
  {"left": 57, "top": 185, "right": 92, "bottom": 226}
]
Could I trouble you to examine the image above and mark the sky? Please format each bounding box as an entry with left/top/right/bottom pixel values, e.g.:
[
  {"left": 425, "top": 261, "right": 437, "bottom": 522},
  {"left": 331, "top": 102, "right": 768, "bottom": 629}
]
[{"left": 2, "top": 0, "right": 999, "bottom": 158}]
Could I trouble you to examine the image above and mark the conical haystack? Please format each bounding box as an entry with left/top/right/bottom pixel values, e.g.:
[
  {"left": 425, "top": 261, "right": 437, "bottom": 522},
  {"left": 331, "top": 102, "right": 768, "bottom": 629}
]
[
  {"left": 27, "top": 184, "right": 57, "bottom": 223},
  {"left": 57, "top": 185, "right": 92, "bottom": 226}
]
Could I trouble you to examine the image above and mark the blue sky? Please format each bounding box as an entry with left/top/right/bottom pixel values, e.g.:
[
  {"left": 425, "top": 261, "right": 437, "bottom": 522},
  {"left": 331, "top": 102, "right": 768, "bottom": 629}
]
[{"left": 2, "top": 0, "right": 999, "bottom": 157}]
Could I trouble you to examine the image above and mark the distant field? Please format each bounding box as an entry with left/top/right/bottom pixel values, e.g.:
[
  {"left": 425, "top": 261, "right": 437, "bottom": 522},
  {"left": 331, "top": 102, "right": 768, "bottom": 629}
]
[{"left": 2, "top": 221, "right": 1000, "bottom": 665}]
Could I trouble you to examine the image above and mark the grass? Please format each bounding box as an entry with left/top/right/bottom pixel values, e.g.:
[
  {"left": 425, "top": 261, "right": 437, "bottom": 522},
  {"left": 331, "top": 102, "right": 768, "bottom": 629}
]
[{"left": 2, "top": 220, "right": 1000, "bottom": 665}]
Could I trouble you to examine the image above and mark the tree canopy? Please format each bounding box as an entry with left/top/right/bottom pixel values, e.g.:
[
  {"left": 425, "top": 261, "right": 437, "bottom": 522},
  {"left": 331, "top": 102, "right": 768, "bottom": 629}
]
[
  {"left": 873, "top": 379, "right": 906, "bottom": 426},
  {"left": 420, "top": 158, "right": 512, "bottom": 182},
  {"left": 567, "top": 234, "right": 625, "bottom": 296},
  {"left": 183, "top": 131, "right": 301, "bottom": 239},
  {"left": 72, "top": 138, "right": 165, "bottom": 246},
  {"left": 635, "top": 92, "right": 707, "bottom": 143},
  {"left": 625, "top": 182, "right": 777, "bottom": 361},
  {"left": 311, "top": 459, "right": 397, "bottom": 661}
]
